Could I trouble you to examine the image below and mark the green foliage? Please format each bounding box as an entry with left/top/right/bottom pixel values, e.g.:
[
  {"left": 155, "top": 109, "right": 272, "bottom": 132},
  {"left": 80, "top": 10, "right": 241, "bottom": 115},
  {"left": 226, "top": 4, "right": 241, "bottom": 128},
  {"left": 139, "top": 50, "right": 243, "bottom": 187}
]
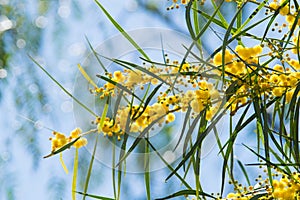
[{"left": 31, "top": 0, "right": 300, "bottom": 199}]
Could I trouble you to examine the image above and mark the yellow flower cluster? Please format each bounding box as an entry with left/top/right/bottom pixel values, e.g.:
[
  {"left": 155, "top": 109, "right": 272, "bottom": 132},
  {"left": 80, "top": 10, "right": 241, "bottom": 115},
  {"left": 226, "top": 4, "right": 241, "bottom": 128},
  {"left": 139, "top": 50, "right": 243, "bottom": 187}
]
[
  {"left": 188, "top": 81, "right": 220, "bottom": 120},
  {"left": 59, "top": 42, "right": 300, "bottom": 144},
  {"left": 167, "top": 0, "right": 190, "bottom": 10},
  {"left": 291, "top": 35, "right": 300, "bottom": 54},
  {"left": 95, "top": 84, "right": 221, "bottom": 140},
  {"left": 95, "top": 101, "right": 178, "bottom": 140},
  {"left": 96, "top": 116, "right": 123, "bottom": 140},
  {"left": 50, "top": 128, "right": 87, "bottom": 151},
  {"left": 269, "top": 0, "right": 290, "bottom": 16},
  {"left": 221, "top": 170, "right": 300, "bottom": 200},
  {"left": 224, "top": 191, "right": 252, "bottom": 200},
  {"left": 267, "top": 0, "right": 299, "bottom": 36},
  {"left": 89, "top": 57, "right": 224, "bottom": 140},
  {"left": 212, "top": 43, "right": 300, "bottom": 114},
  {"left": 269, "top": 174, "right": 300, "bottom": 199},
  {"left": 214, "top": 45, "right": 262, "bottom": 77},
  {"left": 96, "top": 69, "right": 156, "bottom": 99},
  {"left": 49, "top": 0, "right": 299, "bottom": 151},
  {"left": 213, "top": 45, "right": 261, "bottom": 114},
  {"left": 87, "top": 52, "right": 225, "bottom": 139}
]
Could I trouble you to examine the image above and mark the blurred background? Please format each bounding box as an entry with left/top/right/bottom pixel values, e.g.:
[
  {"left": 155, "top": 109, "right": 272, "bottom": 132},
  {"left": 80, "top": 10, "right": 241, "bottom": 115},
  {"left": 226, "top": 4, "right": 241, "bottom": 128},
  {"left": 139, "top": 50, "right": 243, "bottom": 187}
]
[{"left": 0, "top": 0, "right": 260, "bottom": 199}]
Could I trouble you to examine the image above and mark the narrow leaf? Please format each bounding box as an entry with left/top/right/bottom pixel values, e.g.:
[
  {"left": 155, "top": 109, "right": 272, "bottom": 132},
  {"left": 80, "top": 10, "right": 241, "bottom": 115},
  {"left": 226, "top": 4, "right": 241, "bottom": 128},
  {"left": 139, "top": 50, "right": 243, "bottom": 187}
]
[
  {"left": 94, "top": 0, "right": 149, "bottom": 60},
  {"left": 77, "top": 64, "right": 98, "bottom": 89},
  {"left": 60, "top": 153, "right": 69, "bottom": 174},
  {"left": 155, "top": 189, "right": 216, "bottom": 200},
  {"left": 72, "top": 149, "right": 79, "bottom": 200},
  {"left": 30, "top": 55, "right": 97, "bottom": 117},
  {"left": 82, "top": 134, "right": 99, "bottom": 200},
  {"left": 76, "top": 191, "right": 115, "bottom": 200},
  {"left": 43, "top": 137, "right": 81, "bottom": 158}
]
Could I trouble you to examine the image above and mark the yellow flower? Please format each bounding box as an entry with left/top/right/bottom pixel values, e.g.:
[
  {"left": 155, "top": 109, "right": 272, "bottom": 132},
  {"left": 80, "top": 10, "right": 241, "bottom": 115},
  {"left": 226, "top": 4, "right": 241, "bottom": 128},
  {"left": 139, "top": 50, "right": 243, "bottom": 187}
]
[
  {"left": 130, "top": 123, "right": 140, "bottom": 132},
  {"left": 205, "top": 109, "right": 213, "bottom": 121},
  {"left": 279, "top": 4, "right": 289, "bottom": 16},
  {"left": 166, "top": 113, "right": 175, "bottom": 123},
  {"left": 73, "top": 138, "right": 88, "bottom": 148},
  {"left": 181, "top": 0, "right": 188, "bottom": 5},
  {"left": 113, "top": 71, "right": 125, "bottom": 82},
  {"left": 269, "top": 2, "right": 279, "bottom": 10},
  {"left": 253, "top": 45, "right": 263, "bottom": 54},
  {"left": 166, "top": 95, "right": 180, "bottom": 105},
  {"left": 70, "top": 128, "right": 82, "bottom": 138},
  {"left": 50, "top": 131, "right": 67, "bottom": 151},
  {"left": 195, "top": 89, "right": 210, "bottom": 100},
  {"left": 104, "top": 82, "right": 115, "bottom": 90},
  {"left": 272, "top": 87, "right": 285, "bottom": 97},
  {"left": 286, "top": 88, "right": 295, "bottom": 102},
  {"left": 270, "top": 74, "right": 280, "bottom": 84},
  {"left": 288, "top": 59, "right": 300, "bottom": 70},
  {"left": 126, "top": 71, "right": 143, "bottom": 87},
  {"left": 191, "top": 99, "right": 205, "bottom": 113},
  {"left": 213, "top": 49, "right": 234, "bottom": 66},
  {"left": 226, "top": 193, "right": 238, "bottom": 198}
]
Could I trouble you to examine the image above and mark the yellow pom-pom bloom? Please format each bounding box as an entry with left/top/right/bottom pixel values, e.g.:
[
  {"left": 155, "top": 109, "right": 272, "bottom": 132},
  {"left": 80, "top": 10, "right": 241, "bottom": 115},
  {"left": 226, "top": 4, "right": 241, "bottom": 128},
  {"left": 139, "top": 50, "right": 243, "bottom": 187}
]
[
  {"left": 73, "top": 138, "right": 88, "bottom": 148},
  {"left": 213, "top": 49, "right": 234, "bottom": 66},
  {"left": 269, "top": 2, "right": 279, "bottom": 10},
  {"left": 113, "top": 71, "right": 125, "bottom": 82},
  {"left": 70, "top": 128, "right": 82, "bottom": 138},
  {"left": 279, "top": 5, "right": 289, "bottom": 16},
  {"left": 166, "top": 113, "right": 175, "bottom": 123},
  {"left": 50, "top": 131, "right": 68, "bottom": 151}
]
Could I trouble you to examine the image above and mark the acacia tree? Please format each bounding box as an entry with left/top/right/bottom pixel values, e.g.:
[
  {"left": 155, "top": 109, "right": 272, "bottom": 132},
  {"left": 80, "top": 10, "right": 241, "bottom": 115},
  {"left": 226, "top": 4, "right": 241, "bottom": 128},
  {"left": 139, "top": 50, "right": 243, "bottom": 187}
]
[{"left": 36, "top": 0, "right": 300, "bottom": 199}]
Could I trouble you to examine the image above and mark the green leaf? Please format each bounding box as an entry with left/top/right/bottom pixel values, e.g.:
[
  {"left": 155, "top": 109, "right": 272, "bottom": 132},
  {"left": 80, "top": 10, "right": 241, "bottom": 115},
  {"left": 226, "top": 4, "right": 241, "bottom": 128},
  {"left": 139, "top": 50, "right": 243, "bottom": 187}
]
[
  {"left": 286, "top": 83, "right": 300, "bottom": 119},
  {"left": 132, "top": 83, "right": 163, "bottom": 120},
  {"left": 117, "top": 134, "right": 128, "bottom": 200},
  {"left": 85, "top": 36, "right": 107, "bottom": 73},
  {"left": 220, "top": 103, "right": 251, "bottom": 153},
  {"left": 112, "top": 137, "right": 117, "bottom": 199},
  {"left": 82, "top": 134, "right": 99, "bottom": 200},
  {"left": 116, "top": 114, "right": 167, "bottom": 167},
  {"left": 77, "top": 63, "right": 98, "bottom": 89},
  {"left": 243, "top": 144, "right": 290, "bottom": 175},
  {"left": 155, "top": 189, "right": 216, "bottom": 200},
  {"left": 96, "top": 75, "right": 142, "bottom": 102},
  {"left": 43, "top": 137, "right": 81, "bottom": 158},
  {"left": 112, "top": 90, "right": 124, "bottom": 126},
  {"left": 236, "top": 159, "right": 251, "bottom": 186},
  {"left": 183, "top": 113, "right": 201, "bottom": 160},
  {"left": 291, "top": 98, "right": 300, "bottom": 165},
  {"left": 195, "top": 9, "right": 227, "bottom": 32},
  {"left": 76, "top": 191, "right": 115, "bottom": 200},
  {"left": 174, "top": 106, "right": 192, "bottom": 151},
  {"left": 144, "top": 138, "right": 151, "bottom": 200},
  {"left": 94, "top": 0, "right": 149, "bottom": 60},
  {"left": 29, "top": 55, "right": 97, "bottom": 117},
  {"left": 210, "top": 0, "right": 228, "bottom": 29},
  {"left": 97, "top": 97, "right": 109, "bottom": 133},
  {"left": 145, "top": 138, "right": 192, "bottom": 189},
  {"left": 234, "top": 0, "right": 267, "bottom": 37},
  {"left": 72, "top": 149, "right": 79, "bottom": 200},
  {"left": 261, "top": 0, "right": 288, "bottom": 42},
  {"left": 221, "top": 3, "right": 246, "bottom": 82},
  {"left": 165, "top": 107, "right": 227, "bottom": 182}
]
